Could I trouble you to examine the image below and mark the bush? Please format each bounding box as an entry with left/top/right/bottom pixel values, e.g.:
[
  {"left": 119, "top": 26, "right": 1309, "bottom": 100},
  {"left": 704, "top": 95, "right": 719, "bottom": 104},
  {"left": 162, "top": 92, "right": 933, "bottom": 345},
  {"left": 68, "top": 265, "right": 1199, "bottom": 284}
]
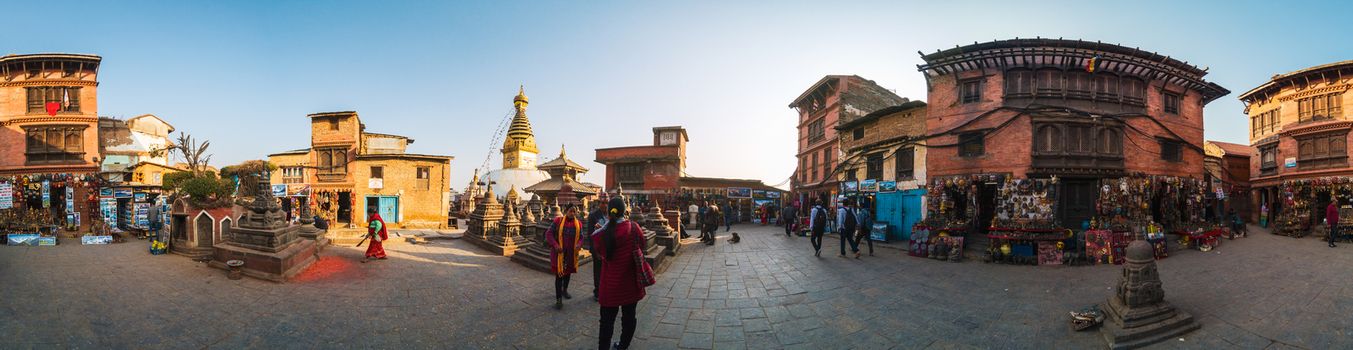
[{"left": 180, "top": 176, "right": 234, "bottom": 208}]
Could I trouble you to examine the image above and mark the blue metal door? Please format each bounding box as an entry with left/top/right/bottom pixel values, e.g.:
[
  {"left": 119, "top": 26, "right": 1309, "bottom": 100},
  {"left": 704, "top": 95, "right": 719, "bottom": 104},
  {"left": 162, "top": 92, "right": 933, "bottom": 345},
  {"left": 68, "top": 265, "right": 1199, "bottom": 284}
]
[
  {"left": 366, "top": 196, "right": 400, "bottom": 223},
  {"left": 899, "top": 189, "right": 925, "bottom": 241},
  {"left": 875, "top": 192, "right": 903, "bottom": 241}
]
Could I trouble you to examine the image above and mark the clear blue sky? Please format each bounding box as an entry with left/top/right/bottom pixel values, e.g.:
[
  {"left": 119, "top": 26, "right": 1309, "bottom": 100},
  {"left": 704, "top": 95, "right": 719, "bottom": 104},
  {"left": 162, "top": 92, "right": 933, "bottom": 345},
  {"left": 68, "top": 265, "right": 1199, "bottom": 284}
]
[{"left": 3, "top": 0, "right": 1349, "bottom": 190}]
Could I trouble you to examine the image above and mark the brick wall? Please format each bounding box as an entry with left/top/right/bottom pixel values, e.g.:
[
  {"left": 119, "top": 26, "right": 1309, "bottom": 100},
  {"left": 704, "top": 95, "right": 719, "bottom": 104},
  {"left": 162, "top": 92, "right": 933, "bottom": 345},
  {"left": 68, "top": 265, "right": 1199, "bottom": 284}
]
[{"left": 0, "top": 58, "right": 101, "bottom": 173}]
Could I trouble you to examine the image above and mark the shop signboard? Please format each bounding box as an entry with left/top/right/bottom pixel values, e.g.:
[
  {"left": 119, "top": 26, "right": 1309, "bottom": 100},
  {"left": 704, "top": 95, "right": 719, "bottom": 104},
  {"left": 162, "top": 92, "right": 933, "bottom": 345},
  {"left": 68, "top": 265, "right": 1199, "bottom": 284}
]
[
  {"left": 134, "top": 192, "right": 148, "bottom": 203},
  {"left": 100, "top": 188, "right": 113, "bottom": 197},
  {"left": 861, "top": 179, "right": 878, "bottom": 192},
  {"left": 37, "top": 237, "right": 56, "bottom": 246},
  {"left": 0, "top": 182, "right": 13, "bottom": 209},
  {"left": 81, "top": 235, "right": 114, "bottom": 245},
  {"left": 727, "top": 187, "right": 751, "bottom": 198},
  {"left": 7, "top": 233, "right": 40, "bottom": 246},
  {"left": 767, "top": 191, "right": 780, "bottom": 199},
  {"left": 842, "top": 181, "right": 859, "bottom": 193},
  {"left": 41, "top": 180, "right": 50, "bottom": 208},
  {"left": 752, "top": 190, "right": 766, "bottom": 198},
  {"left": 288, "top": 184, "right": 311, "bottom": 197},
  {"left": 113, "top": 189, "right": 134, "bottom": 198},
  {"left": 879, "top": 181, "right": 897, "bottom": 193},
  {"left": 1285, "top": 157, "right": 1297, "bottom": 168},
  {"left": 272, "top": 184, "right": 288, "bottom": 197},
  {"left": 870, "top": 223, "right": 888, "bottom": 242}
]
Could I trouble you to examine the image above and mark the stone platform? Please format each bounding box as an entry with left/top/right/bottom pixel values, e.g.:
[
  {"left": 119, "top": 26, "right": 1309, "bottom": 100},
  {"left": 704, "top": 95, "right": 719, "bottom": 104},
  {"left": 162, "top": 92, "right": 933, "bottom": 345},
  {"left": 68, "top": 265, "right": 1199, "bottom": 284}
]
[{"left": 209, "top": 239, "right": 317, "bottom": 282}]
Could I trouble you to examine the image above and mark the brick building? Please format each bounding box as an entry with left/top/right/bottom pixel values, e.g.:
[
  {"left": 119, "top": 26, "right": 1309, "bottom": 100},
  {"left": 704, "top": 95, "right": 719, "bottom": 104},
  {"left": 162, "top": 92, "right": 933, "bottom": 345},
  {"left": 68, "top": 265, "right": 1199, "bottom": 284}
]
[
  {"left": 596, "top": 126, "right": 785, "bottom": 222},
  {"left": 1239, "top": 60, "right": 1352, "bottom": 226},
  {"left": 1204, "top": 141, "right": 1253, "bottom": 222},
  {"left": 268, "top": 111, "right": 452, "bottom": 233},
  {"left": 0, "top": 53, "right": 104, "bottom": 232},
  {"left": 835, "top": 100, "right": 929, "bottom": 240},
  {"left": 916, "top": 39, "right": 1229, "bottom": 235},
  {"left": 789, "top": 75, "right": 908, "bottom": 207}
]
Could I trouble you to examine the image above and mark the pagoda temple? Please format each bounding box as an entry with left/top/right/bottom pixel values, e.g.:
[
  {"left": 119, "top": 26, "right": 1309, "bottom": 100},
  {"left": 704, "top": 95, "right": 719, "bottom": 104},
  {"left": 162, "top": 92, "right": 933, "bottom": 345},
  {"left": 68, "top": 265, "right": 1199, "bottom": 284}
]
[{"left": 525, "top": 145, "right": 598, "bottom": 205}]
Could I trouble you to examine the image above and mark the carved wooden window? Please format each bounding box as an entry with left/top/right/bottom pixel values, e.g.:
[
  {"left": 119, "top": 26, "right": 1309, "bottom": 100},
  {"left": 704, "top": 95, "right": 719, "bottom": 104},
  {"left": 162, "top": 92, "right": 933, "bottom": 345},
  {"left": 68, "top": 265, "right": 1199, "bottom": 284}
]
[
  {"left": 807, "top": 119, "right": 825, "bottom": 143},
  {"left": 960, "top": 79, "right": 982, "bottom": 104},
  {"left": 1164, "top": 92, "right": 1181, "bottom": 114},
  {"left": 1035, "top": 68, "right": 1061, "bottom": 97},
  {"left": 896, "top": 147, "right": 915, "bottom": 180},
  {"left": 1093, "top": 74, "right": 1120, "bottom": 102},
  {"left": 26, "top": 86, "right": 81, "bottom": 114},
  {"left": 811, "top": 152, "right": 819, "bottom": 182},
  {"left": 316, "top": 148, "right": 348, "bottom": 177},
  {"left": 1297, "top": 132, "right": 1347, "bottom": 170},
  {"left": 1034, "top": 125, "right": 1063, "bottom": 153},
  {"left": 1298, "top": 93, "right": 1343, "bottom": 122},
  {"left": 959, "top": 132, "right": 984, "bottom": 157},
  {"left": 1259, "top": 145, "right": 1278, "bottom": 175},
  {"left": 23, "top": 126, "right": 85, "bottom": 164},
  {"left": 1159, "top": 139, "right": 1182, "bottom": 162},
  {"left": 1098, "top": 128, "right": 1123, "bottom": 155},
  {"left": 823, "top": 147, "right": 833, "bottom": 180},
  {"left": 1065, "top": 71, "right": 1092, "bottom": 99},
  {"left": 1122, "top": 78, "right": 1146, "bottom": 106},
  {"left": 1004, "top": 69, "right": 1034, "bottom": 98},
  {"left": 865, "top": 153, "right": 883, "bottom": 180}
]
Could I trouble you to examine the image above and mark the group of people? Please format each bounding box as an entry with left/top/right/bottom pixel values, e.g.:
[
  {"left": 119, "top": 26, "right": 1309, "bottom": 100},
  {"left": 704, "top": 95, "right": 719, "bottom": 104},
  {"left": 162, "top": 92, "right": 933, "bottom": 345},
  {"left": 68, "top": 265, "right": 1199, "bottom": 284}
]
[
  {"left": 781, "top": 196, "right": 876, "bottom": 258},
  {"left": 541, "top": 197, "right": 651, "bottom": 350}
]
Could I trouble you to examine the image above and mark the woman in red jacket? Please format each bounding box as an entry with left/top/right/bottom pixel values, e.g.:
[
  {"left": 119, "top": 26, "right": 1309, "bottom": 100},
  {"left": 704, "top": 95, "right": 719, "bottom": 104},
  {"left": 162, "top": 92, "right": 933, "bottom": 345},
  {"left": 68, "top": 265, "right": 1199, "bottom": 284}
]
[{"left": 592, "top": 197, "right": 646, "bottom": 350}]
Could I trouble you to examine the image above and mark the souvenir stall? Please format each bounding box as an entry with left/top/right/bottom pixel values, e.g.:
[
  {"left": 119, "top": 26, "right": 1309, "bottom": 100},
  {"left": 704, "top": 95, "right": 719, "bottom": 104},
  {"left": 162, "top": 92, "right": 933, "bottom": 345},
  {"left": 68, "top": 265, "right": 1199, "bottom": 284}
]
[
  {"left": 912, "top": 174, "right": 997, "bottom": 260},
  {"left": 312, "top": 189, "right": 355, "bottom": 228},
  {"left": 1, "top": 173, "right": 105, "bottom": 245},
  {"left": 1274, "top": 177, "right": 1353, "bottom": 240},
  {"left": 1090, "top": 174, "right": 1216, "bottom": 264},
  {"left": 100, "top": 184, "right": 164, "bottom": 238},
  {"left": 985, "top": 177, "right": 1069, "bottom": 265}
]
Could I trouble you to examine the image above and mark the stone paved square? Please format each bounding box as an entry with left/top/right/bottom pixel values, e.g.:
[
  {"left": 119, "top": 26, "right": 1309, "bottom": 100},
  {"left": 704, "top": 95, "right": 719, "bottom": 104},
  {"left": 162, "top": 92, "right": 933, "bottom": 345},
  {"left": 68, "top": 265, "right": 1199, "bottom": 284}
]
[{"left": 2, "top": 223, "right": 1351, "bottom": 349}]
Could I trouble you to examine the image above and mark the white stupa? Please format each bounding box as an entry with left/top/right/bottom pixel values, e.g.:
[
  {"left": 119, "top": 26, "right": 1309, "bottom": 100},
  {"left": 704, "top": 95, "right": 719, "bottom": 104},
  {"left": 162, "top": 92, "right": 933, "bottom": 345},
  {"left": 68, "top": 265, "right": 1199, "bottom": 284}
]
[{"left": 482, "top": 86, "right": 550, "bottom": 198}]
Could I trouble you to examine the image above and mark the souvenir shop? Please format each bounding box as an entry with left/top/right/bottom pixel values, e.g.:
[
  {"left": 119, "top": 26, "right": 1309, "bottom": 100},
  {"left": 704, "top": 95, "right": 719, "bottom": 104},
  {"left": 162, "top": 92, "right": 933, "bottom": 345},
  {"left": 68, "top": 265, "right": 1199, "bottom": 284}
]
[
  {"left": 910, "top": 173, "right": 1220, "bottom": 266},
  {"left": 271, "top": 184, "right": 311, "bottom": 223},
  {"left": 312, "top": 189, "right": 353, "bottom": 227},
  {"left": 1268, "top": 177, "right": 1353, "bottom": 240},
  {"left": 99, "top": 184, "right": 165, "bottom": 235},
  {"left": 1, "top": 173, "right": 104, "bottom": 245}
]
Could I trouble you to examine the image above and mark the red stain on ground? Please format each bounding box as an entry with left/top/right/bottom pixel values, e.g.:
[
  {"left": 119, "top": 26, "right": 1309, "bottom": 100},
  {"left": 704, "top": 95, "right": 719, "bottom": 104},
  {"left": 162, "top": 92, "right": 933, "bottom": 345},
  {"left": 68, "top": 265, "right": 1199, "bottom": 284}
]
[{"left": 292, "top": 256, "right": 365, "bottom": 283}]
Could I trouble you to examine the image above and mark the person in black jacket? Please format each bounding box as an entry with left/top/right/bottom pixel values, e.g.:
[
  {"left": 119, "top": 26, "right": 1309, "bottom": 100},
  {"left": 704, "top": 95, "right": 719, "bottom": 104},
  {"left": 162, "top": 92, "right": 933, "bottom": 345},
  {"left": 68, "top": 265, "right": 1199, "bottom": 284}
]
[
  {"left": 586, "top": 202, "right": 608, "bottom": 301},
  {"left": 781, "top": 204, "right": 797, "bottom": 237}
]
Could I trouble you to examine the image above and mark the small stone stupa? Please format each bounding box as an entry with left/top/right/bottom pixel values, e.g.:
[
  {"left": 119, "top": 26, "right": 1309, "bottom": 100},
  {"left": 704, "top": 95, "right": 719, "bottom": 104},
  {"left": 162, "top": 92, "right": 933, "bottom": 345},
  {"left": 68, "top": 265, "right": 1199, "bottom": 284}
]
[
  {"left": 211, "top": 174, "right": 318, "bottom": 282},
  {"left": 1099, "top": 240, "right": 1199, "bottom": 349},
  {"left": 463, "top": 183, "right": 533, "bottom": 256}
]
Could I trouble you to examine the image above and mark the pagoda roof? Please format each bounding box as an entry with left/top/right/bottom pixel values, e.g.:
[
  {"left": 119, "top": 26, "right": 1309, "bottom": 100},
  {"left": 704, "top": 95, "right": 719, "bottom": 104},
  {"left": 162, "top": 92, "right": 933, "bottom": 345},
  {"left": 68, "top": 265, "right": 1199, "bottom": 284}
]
[{"left": 525, "top": 177, "right": 598, "bottom": 195}]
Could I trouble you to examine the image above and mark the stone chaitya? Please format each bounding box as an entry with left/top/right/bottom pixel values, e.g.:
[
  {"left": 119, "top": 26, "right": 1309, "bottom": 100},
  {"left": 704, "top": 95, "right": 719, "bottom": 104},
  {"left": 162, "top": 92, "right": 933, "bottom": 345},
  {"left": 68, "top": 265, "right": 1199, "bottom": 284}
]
[
  {"left": 210, "top": 175, "right": 318, "bottom": 282},
  {"left": 643, "top": 203, "right": 679, "bottom": 257},
  {"left": 1099, "top": 240, "right": 1199, "bottom": 349},
  {"left": 463, "top": 184, "right": 534, "bottom": 256}
]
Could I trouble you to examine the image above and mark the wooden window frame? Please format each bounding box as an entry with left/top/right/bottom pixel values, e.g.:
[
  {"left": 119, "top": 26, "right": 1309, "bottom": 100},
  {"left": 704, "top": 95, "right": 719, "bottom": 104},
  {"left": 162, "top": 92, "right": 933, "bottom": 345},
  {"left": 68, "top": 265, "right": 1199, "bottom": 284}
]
[
  {"left": 370, "top": 165, "right": 384, "bottom": 180},
  {"left": 807, "top": 119, "right": 825, "bottom": 144},
  {"left": 1158, "top": 139, "right": 1183, "bottom": 162},
  {"left": 1296, "top": 132, "right": 1348, "bottom": 170},
  {"left": 865, "top": 153, "right": 883, "bottom": 180},
  {"left": 26, "top": 86, "right": 82, "bottom": 114},
  {"left": 895, "top": 147, "right": 915, "bottom": 180},
  {"left": 958, "top": 132, "right": 985, "bottom": 158},
  {"left": 416, "top": 166, "right": 431, "bottom": 190},
  {"left": 1163, "top": 92, "right": 1181, "bottom": 115},
  {"left": 22, "top": 125, "right": 86, "bottom": 165},
  {"left": 960, "top": 79, "right": 982, "bottom": 104}
]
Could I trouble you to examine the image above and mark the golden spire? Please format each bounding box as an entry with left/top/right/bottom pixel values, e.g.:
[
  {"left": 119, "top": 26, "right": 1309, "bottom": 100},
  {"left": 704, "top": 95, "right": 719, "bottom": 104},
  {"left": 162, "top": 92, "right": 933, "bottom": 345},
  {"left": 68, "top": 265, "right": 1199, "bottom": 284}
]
[
  {"left": 559, "top": 144, "right": 566, "bottom": 158},
  {"left": 501, "top": 85, "right": 539, "bottom": 168}
]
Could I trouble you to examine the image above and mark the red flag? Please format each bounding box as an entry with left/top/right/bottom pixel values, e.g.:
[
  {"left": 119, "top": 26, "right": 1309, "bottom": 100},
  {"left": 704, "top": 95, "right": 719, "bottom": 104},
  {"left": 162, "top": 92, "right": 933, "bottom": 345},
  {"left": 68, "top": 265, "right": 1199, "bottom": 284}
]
[{"left": 45, "top": 102, "right": 60, "bottom": 116}]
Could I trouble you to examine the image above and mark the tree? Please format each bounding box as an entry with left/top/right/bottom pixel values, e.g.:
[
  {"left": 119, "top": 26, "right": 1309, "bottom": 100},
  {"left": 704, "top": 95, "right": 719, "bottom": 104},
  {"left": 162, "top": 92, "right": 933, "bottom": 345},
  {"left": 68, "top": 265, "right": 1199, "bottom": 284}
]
[{"left": 172, "top": 132, "right": 212, "bottom": 176}]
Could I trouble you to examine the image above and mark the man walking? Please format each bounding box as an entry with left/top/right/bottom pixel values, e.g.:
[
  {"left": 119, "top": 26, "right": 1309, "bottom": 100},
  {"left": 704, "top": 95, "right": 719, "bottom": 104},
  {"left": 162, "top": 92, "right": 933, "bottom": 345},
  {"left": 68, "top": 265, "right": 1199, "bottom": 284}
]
[
  {"left": 855, "top": 197, "right": 874, "bottom": 257},
  {"left": 1327, "top": 200, "right": 1339, "bottom": 248},
  {"left": 809, "top": 200, "right": 827, "bottom": 257},
  {"left": 724, "top": 202, "right": 735, "bottom": 232},
  {"left": 837, "top": 197, "right": 860, "bottom": 258},
  {"left": 781, "top": 203, "right": 798, "bottom": 237},
  {"left": 702, "top": 201, "right": 721, "bottom": 245},
  {"left": 586, "top": 200, "right": 608, "bottom": 301}
]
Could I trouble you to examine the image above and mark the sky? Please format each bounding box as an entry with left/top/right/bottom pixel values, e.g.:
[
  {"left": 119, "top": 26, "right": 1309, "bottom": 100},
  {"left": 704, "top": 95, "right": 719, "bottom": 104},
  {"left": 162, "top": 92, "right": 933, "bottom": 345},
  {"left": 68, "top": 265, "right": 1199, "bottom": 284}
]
[{"left": 3, "top": 0, "right": 1350, "bottom": 190}]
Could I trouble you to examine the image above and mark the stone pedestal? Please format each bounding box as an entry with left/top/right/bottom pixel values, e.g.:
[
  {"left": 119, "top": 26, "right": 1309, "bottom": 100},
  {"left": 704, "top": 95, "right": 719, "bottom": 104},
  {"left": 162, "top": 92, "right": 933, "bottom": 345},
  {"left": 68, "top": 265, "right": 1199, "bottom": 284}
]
[
  {"left": 1099, "top": 241, "right": 1199, "bottom": 349},
  {"left": 646, "top": 206, "right": 679, "bottom": 257},
  {"left": 463, "top": 190, "right": 533, "bottom": 256},
  {"left": 210, "top": 185, "right": 316, "bottom": 282}
]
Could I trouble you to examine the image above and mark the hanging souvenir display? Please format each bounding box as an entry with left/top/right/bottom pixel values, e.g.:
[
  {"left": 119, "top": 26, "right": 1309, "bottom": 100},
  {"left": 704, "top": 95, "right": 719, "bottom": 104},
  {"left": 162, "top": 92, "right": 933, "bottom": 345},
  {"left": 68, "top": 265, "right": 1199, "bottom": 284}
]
[{"left": 992, "top": 177, "right": 1059, "bottom": 229}]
